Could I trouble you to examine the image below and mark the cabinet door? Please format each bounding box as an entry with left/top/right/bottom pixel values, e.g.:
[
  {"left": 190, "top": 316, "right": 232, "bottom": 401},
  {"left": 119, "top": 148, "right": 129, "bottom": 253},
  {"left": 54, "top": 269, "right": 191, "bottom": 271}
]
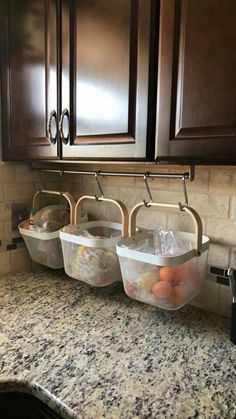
[
  {"left": 61, "top": 0, "right": 157, "bottom": 160},
  {"left": 0, "top": 0, "right": 60, "bottom": 160},
  {"left": 156, "top": 0, "right": 236, "bottom": 164}
]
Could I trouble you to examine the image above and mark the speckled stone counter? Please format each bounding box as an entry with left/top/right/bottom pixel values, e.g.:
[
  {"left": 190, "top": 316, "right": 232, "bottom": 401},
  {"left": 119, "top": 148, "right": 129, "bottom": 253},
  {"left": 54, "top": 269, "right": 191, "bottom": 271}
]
[{"left": 0, "top": 269, "right": 235, "bottom": 419}]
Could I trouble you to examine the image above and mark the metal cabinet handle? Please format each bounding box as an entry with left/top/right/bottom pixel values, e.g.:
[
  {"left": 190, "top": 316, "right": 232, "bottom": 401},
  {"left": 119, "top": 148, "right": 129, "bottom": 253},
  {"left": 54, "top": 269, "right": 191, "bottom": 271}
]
[
  {"left": 59, "top": 108, "right": 70, "bottom": 144},
  {"left": 47, "top": 110, "right": 57, "bottom": 144}
]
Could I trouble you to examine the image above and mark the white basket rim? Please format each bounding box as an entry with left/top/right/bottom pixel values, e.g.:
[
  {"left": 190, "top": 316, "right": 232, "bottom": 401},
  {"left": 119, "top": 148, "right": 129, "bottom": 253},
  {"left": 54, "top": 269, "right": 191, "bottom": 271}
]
[
  {"left": 116, "top": 230, "right": 209, "bottom": 266},
  {"left": 19, "top": 220, "right": 59, "bottom": 240},
  {"left": 60, "top": 220, "right": 122, "bottom": 248}
]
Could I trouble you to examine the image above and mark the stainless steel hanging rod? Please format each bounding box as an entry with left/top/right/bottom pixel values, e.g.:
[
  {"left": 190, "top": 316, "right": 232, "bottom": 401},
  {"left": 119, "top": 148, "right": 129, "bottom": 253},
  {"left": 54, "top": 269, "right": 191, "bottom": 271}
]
[{"left": 39, "top": 168, "right": 194, "bottom": 181}]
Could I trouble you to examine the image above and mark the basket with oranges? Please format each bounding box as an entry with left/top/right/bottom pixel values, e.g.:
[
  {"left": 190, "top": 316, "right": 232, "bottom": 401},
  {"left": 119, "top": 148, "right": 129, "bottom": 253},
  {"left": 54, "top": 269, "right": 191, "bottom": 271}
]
[{"left": 117, "top": 200, "right": 209, "bottom": 310}]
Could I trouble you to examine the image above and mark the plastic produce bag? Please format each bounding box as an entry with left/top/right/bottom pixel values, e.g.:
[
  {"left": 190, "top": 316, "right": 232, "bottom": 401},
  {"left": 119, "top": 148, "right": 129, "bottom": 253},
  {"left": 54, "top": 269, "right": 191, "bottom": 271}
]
[
  {"left": 60, "top": 221, "right": 123, "bottom": 286},
  {"left": 153, "top": 228, "right": 192, "bottom": 256},
  {"left": 117, "top": 227, "right": 208, "bottom": 310},
  {"left": 33, "top": 205, "right": 70, "bottom": 232}
]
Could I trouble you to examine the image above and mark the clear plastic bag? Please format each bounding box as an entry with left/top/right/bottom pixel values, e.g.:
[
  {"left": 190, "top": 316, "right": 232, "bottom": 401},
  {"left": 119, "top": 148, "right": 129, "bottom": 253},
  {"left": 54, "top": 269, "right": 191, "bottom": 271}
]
[
  {"left": 60, "top": 220, "right": 124, "bottom": 286},
  {"left": 33, "top": 205, "right": 70, "bottom": 233},
  {"left": 61, "top": 241, "right": 121, "bottom": 286},
  {"left": 19, "top": 190, "right": 76, "bottom": 269},
  {"left": 153, "top": 228, "right": 192, "bottom": 256},
  {"left": 117, "top": 228, "right": 209, "bottom": 310}
]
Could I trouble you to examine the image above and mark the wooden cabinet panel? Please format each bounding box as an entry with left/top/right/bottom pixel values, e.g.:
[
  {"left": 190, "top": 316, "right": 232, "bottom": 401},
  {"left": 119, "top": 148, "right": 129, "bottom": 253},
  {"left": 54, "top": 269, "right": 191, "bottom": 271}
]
[
  {"left": 156, "top": 0, "right": 236, "bottom": 164},
  {"left": 75, "top": 0, "right": 130, "bottom": 136},
  {"left": 61, "top": 0, "right": 158, "bottom": 160},
  {"left": 0, "top": 0, "right": 60, "bottom": 160}
]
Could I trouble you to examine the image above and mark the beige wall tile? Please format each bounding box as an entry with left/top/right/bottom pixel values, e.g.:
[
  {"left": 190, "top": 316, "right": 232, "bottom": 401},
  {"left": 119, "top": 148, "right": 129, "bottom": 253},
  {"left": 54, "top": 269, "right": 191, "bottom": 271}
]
[
  {"left": 107, "top": 175, "right": 135, "bottom": 187},
  {"left": 207, "top": 244, "right": 230, "bottom": 267},
  {"left": 68, "top": 186, "right": 85, "bottom": 202},
  {"left": 0, "top": 185, "right": 4, "bottom": 201},
  {"left": 217, "top": 284, "right": 231, "bottom": 317},
  {"left": 101, "top": 186, "right": 120, "bottom": 200},
  {"left": 191, "top": 281, "right": 219, "bottom": 315},
  {"left": 148, "top": 190, "right": 185, "bottom": 206},
  {"left": 0, "top": 203, "right": 11, "bottom": 221},
  {"left": 135, "top": 168, "right": 169, "bottom": 189},
  {"left": 41, "top": 170, "right": 63, "bottom": 184},
  {"left": 83, "top": 174, "right": 104, "bottom": 188},
  {"left": 64, "top": 173, "right": 83, "bottom": 185},
  {"left": 15, "top": 165, "right": 40, "bottom": 182},
  {"left": 209, "top": 168, "right": 236, "bottom": 195},
  {"left": 207, "top": 218, "right": 236, "bottom": 245},
  {"left": 0, "top": 163, "right": 15, "bottom": 182},
  {"left": 230, "top": 197, "right": 236, "bottom": 220},
  {"left": 229, "top": 247, "right": 236, "bottom": 268},
  {"left": 0, "top": 251, "right": 11, "bottom": 275},
  {"left": 4, "top": 182, "right": 36, "bottom": 202},
  {"left": 119, "top": 186, "right": 146, "bottom": 208},
  {"left": 191, "top": 281, "right": 231, "bottom": 317},
  {"left": 0, "top": 221, "right": 5, "bottom": 240},
  {"left": 10, "top": 248, "right": 32, "bottom": 273},
  {"left": 35, "top": 182, "right": 62, "bottom": 193},
  {"left": 136, "top": 208, "right": 167, "bottom": 230},
  {"left": 104, "top": 203, "right": 125, "bottom": 223},
  {"left": 82, "top": 200, "right": 106, "bottom": 221},
  {"left": 189, "top": 193, "right": 229, "bottom": 218},
  {"left": 167, "top": 212, "right": 207, "bottom": 234},
  {"left": 4, "top": 221, "right": 21, "bottom": 239},
  {"left": 169, "top": 167, "right": 209, "bottom": 193}
]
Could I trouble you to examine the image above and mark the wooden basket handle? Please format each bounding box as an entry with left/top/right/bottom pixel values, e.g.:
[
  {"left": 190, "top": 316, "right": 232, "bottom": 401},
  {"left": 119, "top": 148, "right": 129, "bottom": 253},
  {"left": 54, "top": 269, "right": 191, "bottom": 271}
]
[
  {"left": 75, "top": 195, "right": 129, "bottom": 238},
  {"left": 32, "top": 190, "right": 75, "bottom": 224},
  {"left": 129, "top": 201, "right": 203, "bottom": 255}
]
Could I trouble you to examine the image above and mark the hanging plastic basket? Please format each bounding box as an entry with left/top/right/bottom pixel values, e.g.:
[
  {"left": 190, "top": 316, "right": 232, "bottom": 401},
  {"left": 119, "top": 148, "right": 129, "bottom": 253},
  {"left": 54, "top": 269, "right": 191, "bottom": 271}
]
[
  {"left": 60, "top": 195, "right": 128, "bottom": 286},
  {"left": 116, "top": 201, "right": 209, "bottom": 310},
  {"left": 19, "top": 190, "right": 75, "bottom": 269}
]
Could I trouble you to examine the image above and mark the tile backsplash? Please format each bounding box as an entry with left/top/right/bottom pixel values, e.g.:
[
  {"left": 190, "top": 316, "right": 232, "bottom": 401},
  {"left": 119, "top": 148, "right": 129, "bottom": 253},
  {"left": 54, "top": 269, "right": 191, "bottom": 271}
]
[
  {"left": 0, "top": 162, "right": 61, "bottom": 275},
  {"left": 0, "top": 161, "right": 235, "bottom": 317}
]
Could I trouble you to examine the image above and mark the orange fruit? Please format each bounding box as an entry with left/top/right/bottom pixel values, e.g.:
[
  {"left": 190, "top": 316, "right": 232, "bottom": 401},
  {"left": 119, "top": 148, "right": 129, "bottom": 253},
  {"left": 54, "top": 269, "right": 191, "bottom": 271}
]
[
  {"left": 159, "top": 266, "right": 176, "bottom": 283},
  {"left": 124, "top": 282, "right": 136, "bottom": 296},
  {"left": 171, "top": 284, "right": 189, "bottom": 307},
  {"left": 152, "top": 280, "right": 173, "bottom": 300},
  {"left": 173, "top": 261, "right": 200, "bottom": 292}
]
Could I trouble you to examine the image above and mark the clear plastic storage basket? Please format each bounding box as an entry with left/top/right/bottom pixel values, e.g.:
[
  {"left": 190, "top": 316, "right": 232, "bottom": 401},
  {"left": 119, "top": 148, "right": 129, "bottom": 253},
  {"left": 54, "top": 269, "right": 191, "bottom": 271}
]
[
  {"left": 19, "top": 190, "right": 75, "bottom": 269},
  {"left": 117, "top": 201, "right": 209, "bottom": 310},
  {"left": 60, "top": 195, "right": 128, "bottom": 286}
]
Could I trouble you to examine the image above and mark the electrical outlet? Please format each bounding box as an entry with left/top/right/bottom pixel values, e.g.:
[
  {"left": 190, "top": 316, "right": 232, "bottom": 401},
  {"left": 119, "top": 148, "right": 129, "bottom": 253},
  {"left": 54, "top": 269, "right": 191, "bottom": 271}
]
[
  {"left": 207, "top": 264, "right": 229, "bottom": 286},
  {"left": 11, "top": 203, "right": 28, "bottom": 231}
]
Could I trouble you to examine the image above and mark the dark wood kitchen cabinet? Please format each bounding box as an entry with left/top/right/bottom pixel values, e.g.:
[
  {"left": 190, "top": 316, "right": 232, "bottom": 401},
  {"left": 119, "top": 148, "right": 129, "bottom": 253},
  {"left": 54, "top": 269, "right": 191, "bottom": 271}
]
[
  {"left": 155, "top": 0, "right": 236, "bottom": 164},
  {"left": 1, "top": 0, "right": 158, "bottom": 161},
  {"left": 61, "top": 0, "right": 158, "bottom": 160},
  {"left": 0, "top": 0, "right": 60, "bottom": 160}
]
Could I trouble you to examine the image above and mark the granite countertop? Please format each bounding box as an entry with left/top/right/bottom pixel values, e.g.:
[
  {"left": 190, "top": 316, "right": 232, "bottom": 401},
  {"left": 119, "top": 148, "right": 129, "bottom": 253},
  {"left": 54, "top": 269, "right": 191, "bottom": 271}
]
[{"left": 0, "top": 269, "right": 235, "bottom": 419}]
